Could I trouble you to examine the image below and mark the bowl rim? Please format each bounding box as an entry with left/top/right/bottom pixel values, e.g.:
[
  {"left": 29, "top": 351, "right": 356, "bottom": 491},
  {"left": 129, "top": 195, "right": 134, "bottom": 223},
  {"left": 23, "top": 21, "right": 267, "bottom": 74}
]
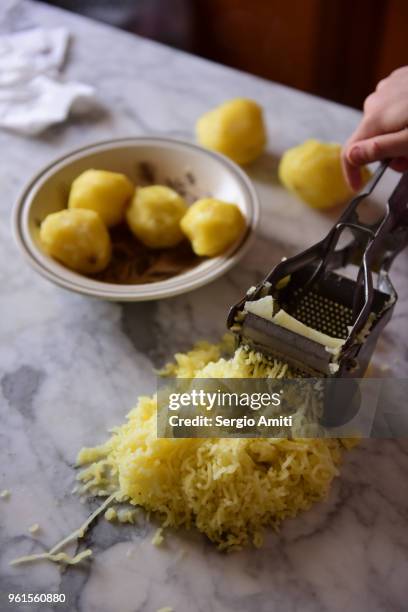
[{"left": 13, "top": 136, "right": 259, "bottom": 301}]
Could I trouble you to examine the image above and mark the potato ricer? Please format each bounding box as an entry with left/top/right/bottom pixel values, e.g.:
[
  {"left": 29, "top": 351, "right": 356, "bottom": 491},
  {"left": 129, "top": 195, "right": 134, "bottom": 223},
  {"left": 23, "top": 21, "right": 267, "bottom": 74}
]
[{"left": 228, "top": 162, "right": 408, "bottom": 378}]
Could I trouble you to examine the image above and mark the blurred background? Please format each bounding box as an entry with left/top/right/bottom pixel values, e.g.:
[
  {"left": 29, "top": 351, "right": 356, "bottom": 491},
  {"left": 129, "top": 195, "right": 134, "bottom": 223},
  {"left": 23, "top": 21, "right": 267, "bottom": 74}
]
[{"left": 38, "top": 0, "right": 407, "bottom": 109}]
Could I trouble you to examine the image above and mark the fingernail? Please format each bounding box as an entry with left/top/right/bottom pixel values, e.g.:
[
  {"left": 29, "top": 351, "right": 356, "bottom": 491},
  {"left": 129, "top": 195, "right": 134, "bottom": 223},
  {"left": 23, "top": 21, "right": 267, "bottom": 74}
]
[{"left": 349, "top": 145, "right": 364, "bottom": 165}]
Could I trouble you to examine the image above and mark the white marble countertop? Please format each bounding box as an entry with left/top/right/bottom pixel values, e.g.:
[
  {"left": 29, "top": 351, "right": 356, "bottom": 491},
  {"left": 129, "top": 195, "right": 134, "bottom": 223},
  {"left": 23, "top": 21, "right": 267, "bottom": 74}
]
[{"left": 1, "top": 2, "right": 407, "bottom": 611}]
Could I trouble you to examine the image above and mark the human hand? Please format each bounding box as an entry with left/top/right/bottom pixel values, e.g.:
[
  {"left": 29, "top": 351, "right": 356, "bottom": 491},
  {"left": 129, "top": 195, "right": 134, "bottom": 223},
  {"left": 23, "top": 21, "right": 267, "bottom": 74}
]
[{"left": 342, "top": 66, "right": 408, "bottom": 190}]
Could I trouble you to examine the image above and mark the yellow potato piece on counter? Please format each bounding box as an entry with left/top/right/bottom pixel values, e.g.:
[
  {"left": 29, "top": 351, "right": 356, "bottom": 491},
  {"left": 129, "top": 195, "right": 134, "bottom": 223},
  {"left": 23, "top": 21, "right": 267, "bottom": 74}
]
[
  {"left": 126, "top": 185, "right": 188, "bottom": 249},
  {"left": 68, "top": 169, "right": 134, "bottom": 227},
  {"left": 196, "top": 98, "right": 266, "bottom": 165},
  {"left": 40, "top": 209, "right": 111, "bottom": 274},
  {"left": 278, "top": 139, "right": 371, "bottom": 209},
  {"left": 181, "top": 198, "right": 246, "bottom": 256}
]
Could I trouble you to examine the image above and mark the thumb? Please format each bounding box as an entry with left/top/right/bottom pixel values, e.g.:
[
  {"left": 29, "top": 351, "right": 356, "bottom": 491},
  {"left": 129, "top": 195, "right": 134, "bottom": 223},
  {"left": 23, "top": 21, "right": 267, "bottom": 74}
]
[{"left": 346, "top": 129, "right": 408, "bottom": 165}]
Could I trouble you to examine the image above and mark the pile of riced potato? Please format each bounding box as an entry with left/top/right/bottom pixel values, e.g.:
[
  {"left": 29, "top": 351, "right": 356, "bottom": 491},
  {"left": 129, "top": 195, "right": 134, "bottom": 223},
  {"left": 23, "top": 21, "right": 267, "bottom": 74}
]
[{"left": 77, "top": 337, "right": 354, "bottom": 551}]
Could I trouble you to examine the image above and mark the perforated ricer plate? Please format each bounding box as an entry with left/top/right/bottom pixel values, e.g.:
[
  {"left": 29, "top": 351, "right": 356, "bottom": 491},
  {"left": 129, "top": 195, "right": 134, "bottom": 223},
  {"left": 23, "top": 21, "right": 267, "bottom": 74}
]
[{"left": 288, "top": 289, "right": 353, "bottom": 340}]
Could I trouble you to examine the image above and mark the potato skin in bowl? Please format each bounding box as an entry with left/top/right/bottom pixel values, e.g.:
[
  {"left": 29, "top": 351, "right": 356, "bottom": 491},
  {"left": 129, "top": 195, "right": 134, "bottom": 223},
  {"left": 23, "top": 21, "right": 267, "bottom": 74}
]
[{"left": 40, "top": 208, "right": 111, "bottom": 274}]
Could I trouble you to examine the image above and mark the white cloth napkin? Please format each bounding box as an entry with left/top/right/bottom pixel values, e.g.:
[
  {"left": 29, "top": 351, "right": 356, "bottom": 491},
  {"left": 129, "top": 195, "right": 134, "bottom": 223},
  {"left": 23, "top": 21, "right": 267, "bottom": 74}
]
[{"left": 0, "top": 27, "right": 96, "bottom": 135}]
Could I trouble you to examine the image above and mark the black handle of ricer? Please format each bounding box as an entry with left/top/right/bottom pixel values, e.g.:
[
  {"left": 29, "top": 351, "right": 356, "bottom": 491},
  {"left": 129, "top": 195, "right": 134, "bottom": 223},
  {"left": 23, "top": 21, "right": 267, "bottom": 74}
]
[
  {"left": 323, "top": 175, "right": 408, "bottom": 427},
  {"left": 376, "top": 171, "right": 408, "bottom": 293},
  {"left": 350, "top": 169, "right": 408, "bottom": 337},
  {"left": 381, "top": 170, "right": 408, "bottom": 257}
]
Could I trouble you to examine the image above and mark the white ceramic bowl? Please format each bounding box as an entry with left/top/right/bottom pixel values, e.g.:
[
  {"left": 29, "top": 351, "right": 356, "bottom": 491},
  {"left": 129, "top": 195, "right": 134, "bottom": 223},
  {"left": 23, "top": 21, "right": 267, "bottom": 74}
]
[{"left": 13, "top": 137, "right": 259, "bottom": 301}]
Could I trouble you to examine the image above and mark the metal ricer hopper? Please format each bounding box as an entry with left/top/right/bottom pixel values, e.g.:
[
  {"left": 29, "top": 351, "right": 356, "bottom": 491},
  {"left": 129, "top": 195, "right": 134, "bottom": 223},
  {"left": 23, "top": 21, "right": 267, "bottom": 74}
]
[{"left": 228, "top": 162, "right": 408, "bottom": 378}]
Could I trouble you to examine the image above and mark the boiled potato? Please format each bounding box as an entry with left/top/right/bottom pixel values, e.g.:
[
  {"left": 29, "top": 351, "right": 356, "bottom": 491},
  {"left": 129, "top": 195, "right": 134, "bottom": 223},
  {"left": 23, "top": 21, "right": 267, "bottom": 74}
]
[
  {"left": 126, "top": 185, "right": 188, "bottom": 249},
  {"left": 68, "top": 169, "right": 134, "bottom": 227},
  {"left": 180, "top": 198, "right": 246, "bottom": 256},
  {"left": 40, "top": 208, "right": 111, "bottom": 274},
  {"left": 278, "top": 139, "right": 371, "bottom": 209},
  {"left": 196, "top": 98, "right": 266, "bottom": 165}
]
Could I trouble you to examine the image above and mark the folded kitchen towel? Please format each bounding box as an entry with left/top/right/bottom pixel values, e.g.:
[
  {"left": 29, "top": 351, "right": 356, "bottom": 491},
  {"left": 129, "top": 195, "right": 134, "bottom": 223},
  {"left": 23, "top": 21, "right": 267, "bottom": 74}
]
[{"left": 0, "top": 27, "right": 96, "bottom": 135}]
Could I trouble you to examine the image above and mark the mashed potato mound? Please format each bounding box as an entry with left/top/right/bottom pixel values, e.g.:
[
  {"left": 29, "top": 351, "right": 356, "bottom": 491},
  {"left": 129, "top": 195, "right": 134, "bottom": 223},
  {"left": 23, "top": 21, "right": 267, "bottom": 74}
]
[{"left": 77, "top": 339, "right": 350, "bottom": 550}]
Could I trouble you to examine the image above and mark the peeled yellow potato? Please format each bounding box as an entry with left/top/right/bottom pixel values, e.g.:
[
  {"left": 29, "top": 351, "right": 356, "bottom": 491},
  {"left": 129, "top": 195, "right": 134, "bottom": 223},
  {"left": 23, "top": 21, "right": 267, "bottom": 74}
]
[
  {"left": 40, "top": 208, "right": 111, "bottom": 274},
  {"left": 180, "top": 198, "right": 246, "bottom": 256},
  {"left": 196, "top": 98, "right": 266, "bottom": 165},
  {"left": 278, "top": 139, "right": 371, "bottom": 209},
  {"left": 126, "top": 185, "right": 188, "bottom": 249},
  {"left": 68, "top": 169, "right": 134, "bottom": 227}
]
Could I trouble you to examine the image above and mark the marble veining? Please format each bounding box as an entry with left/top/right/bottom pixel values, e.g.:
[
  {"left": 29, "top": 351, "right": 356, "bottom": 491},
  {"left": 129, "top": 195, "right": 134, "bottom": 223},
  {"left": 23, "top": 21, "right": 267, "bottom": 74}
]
[{"left": 0, "top": 2, "right": 407, "bottom": 611}]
